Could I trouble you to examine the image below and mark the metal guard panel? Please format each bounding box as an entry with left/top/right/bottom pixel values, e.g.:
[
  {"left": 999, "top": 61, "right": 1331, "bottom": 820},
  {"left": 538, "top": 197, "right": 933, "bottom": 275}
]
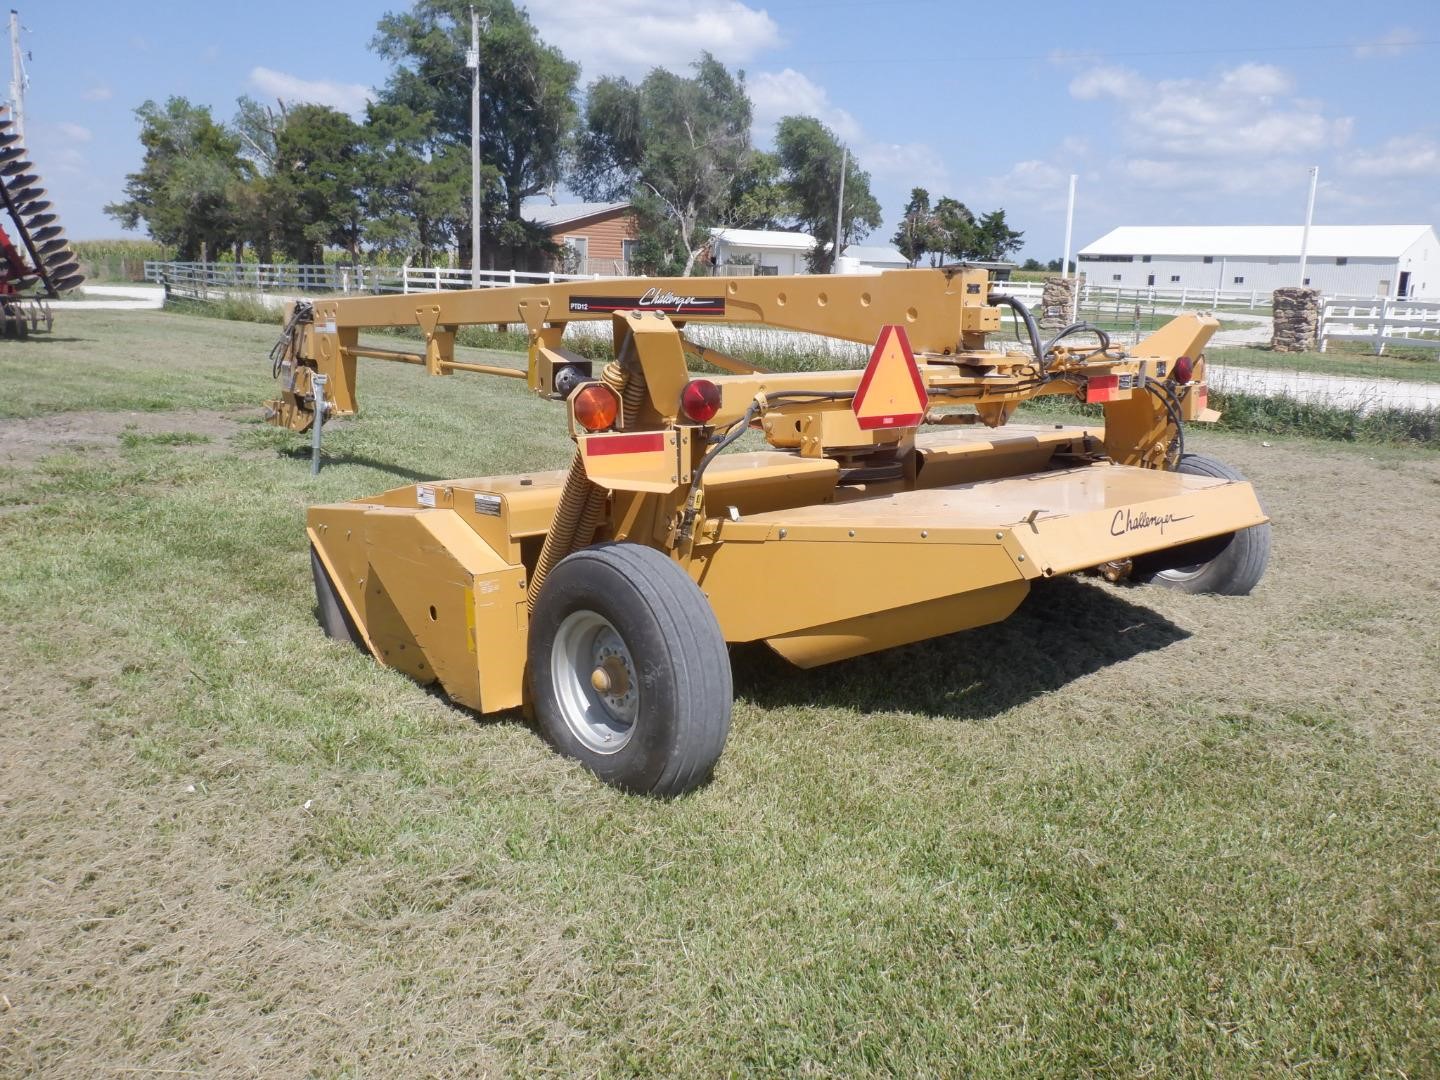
[{"left": 1004, "top": 467, "right": 1268, "bottom": 576}]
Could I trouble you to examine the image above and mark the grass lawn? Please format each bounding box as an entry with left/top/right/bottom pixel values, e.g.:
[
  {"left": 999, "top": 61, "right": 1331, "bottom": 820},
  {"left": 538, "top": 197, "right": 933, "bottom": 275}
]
[
  {"left": 1210, "top": 343, "right": 1440, "bottom": 385},
  {"left": 2, "top": 310, "right": 1438, "bottom": 1076}
]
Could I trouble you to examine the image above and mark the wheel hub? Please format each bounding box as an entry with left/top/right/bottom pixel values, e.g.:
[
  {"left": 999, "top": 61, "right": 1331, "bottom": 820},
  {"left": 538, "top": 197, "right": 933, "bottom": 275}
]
[{"left": 551, "top": 610, "right": 639, "bottom": 755}]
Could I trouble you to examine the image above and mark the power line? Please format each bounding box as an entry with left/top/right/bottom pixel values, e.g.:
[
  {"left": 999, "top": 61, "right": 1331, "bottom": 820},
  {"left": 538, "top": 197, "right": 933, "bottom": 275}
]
[{"left": 772, "top": 37, "right": 1440, "bottom": 68}]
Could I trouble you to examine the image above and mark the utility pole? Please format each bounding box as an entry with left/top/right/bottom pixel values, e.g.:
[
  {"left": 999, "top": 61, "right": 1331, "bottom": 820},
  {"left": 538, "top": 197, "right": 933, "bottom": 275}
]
[
  {"left": 831, "top": 145, "right": 847, "bottom": 274},
  {"left": 8, "top": 9, "right": 24, "bottom": 143},
  {"left": 1297, "top": 165, "right": 1318, "bottom": 288},
  {"left": 467, "top": 6, "right": 481, "bottom": 286},
  {"left": 1061, "top": 173, "right": 1077, "bottom": 280}
]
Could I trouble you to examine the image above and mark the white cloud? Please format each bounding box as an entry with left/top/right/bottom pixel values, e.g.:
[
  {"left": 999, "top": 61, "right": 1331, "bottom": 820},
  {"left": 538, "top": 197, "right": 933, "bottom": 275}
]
[
  {"left": 1340, "top": 134, "right": 1440, "bottom": 178},
  {"left": 1120, "top": 157, "right": 1303, "bottom": 197},
  {"left": 860, "top": 140, "right": 950, "bottom": 195},
  {"left": 748, "top": 68, "right": 861, "bottom": 142},
  {"left": 81, "top": 84, "right": 113, "bottom": 102},
  {"left": 1354, "top": 27, "right": 1420, "bottom": 58},
  {"left": 525, "top": 0, "right": 779, "bottom": 78},
  {"left": 248, "top": 67, "right": 372, "bottom": 115},
  {"left": 1067, "top": 61, "right": 1350, "bottom": 167},
  {"left": 1068, "top": 66, "right": 1145, "bottom": 101},
  {"left": 56, "top": 122, "right": 93, "bottom": 143},
  {"left": 1215, "top": 62, "right": 1291, "bottom": 97},
  {"left": 969, "top": 155, "right": 1079, "bottom": 218},
  {"left": 745, "top": 68, "right": 948, "bottom": 233},
  {"left": 1000, "top": 159, "right": 1070, "bottom": 193}
]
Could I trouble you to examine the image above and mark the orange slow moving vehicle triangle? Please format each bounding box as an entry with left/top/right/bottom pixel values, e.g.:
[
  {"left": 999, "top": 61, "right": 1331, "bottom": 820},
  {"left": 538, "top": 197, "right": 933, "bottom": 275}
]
[{"left": 851, "top": 323, "right": 927, "bottom": 430}]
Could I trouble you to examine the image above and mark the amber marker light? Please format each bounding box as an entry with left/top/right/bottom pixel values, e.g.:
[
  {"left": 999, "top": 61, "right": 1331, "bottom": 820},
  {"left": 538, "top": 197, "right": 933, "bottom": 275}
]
[{"left": 572, "top": 383, "right": 620, "bottom": 431}]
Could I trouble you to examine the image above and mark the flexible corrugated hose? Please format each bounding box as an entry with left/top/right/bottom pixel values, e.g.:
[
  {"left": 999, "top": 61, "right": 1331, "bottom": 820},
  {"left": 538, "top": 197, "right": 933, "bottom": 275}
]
[{"left": 527, "top": 336, "right": 646, "bottom": 609}]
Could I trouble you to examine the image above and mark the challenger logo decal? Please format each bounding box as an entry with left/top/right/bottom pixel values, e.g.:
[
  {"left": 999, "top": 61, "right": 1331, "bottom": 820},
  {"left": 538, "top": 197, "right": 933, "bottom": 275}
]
[
  {"left": 568, "top": 288, "right": 725, "bottom": 316},
  {"left": 1110, "top": 507, "right": 1194, "bottom": 537}
]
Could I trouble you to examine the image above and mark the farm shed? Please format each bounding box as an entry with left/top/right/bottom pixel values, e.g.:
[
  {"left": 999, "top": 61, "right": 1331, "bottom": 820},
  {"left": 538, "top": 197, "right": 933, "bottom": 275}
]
[
  {"left": 707, "top": 228, "right": 816, "bottom": 275},
  {"left": 522, "top": 200, "right": 638, "bottom": 276},
  {"left": 708, "top": 229, "right": 908, "bottom": 275},
  {"left": 1079, "top": 224, "right": 1440, "bottom": 299}
]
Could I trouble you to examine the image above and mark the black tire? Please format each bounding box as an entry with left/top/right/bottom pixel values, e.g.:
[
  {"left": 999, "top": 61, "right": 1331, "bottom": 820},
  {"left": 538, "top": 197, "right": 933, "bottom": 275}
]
[
  {"left": 1131, "top": 453, "right": 1271, "bottom": 596},
  {"left": 528, "top": 543, "right": 733, "bottom": 796},
  {"left": 311, "top": 546, "right": 365, "bottom": 648}
]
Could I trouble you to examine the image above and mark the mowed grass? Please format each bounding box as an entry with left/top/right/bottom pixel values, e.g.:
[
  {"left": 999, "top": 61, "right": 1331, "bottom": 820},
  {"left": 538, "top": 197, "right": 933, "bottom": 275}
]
[
  {"left": 1211, "top": 343, "right": 1440, "bottom": 385},
  {"left": 1, "top": 310, "right": 1438, "bottom": 1077}
]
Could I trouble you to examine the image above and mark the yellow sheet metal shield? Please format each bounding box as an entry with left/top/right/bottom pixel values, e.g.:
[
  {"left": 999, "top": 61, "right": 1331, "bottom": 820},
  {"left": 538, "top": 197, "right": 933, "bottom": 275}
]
[{"left": 852, "top": 324, "right": 926, "bottom": 430}]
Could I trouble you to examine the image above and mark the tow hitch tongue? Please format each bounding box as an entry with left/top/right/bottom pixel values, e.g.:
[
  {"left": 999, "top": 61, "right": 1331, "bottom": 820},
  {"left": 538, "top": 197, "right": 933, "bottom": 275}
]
[{"left": 281, "top": 267, "right": 1267, "bottom": 795}]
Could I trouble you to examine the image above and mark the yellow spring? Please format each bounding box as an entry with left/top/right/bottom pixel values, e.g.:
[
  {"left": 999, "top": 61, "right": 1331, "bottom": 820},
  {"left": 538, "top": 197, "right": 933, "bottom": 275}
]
[{"left": 527, "top": 345, "right": 648, "bottom": 608}]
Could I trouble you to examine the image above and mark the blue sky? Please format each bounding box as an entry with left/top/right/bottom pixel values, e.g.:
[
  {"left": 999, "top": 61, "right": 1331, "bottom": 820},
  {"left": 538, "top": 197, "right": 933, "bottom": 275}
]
[{"left": 19, "top": 0, "right": 1440, "bottom": 261}]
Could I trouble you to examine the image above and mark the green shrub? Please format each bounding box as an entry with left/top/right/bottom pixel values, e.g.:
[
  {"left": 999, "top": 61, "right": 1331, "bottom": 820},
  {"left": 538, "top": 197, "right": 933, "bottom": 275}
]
[
  {"left": 163, "top": 293, "right": 277, "bottom": 325},
  {"left": 1019, "top": 390, "right": 1438, "bottom": 450}
]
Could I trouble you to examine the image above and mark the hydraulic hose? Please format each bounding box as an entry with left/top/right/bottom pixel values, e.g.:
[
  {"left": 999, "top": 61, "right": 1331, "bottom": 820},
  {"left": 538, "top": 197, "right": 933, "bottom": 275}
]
[
  {"left": 988, "top": 293, "right": 1045, "bottom": 369},
  {"left": 527, "top": 454, "right": 595, "bottom": 610},
  {"left": 1043, "top": 321, "right": 1111, "bottom": 354},
  {"left": 675, "top": 390, "right": 855, "bottom": 545},
  {"left": 269, "top": 300, "right": 313, "bottom": 379}
]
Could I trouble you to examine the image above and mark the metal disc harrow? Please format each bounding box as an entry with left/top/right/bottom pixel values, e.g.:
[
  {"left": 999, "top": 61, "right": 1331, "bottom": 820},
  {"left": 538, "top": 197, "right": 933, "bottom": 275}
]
[{"left": 0, "top": 103, "right": 82, "bottom": 335}]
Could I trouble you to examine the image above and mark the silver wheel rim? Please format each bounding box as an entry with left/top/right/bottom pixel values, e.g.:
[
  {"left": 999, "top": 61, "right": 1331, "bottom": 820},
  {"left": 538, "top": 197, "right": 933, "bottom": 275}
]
[
  {"left": 1157, "top": 562, "right": 1207, "bottom": 582},
  {"left": 550, "top": 610, "right": 639, "bottom": 755}
]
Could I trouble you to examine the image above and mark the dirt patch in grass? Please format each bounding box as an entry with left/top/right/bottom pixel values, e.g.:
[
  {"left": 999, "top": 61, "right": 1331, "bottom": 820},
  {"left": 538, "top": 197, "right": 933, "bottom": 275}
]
[
  {"left": 0, "top": 408, "right": 251, "bottom": 468},
  {"left": 0, "top": 630, "right": 587, "bottom": 1076}
]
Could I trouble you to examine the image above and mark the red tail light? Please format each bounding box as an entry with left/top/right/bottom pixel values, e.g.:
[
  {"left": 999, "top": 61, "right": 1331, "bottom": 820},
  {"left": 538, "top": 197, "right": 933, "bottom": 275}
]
[
  {"left": 1172, "top": 355, "right": 1194, "bottom": 384},
  {"left": 680, "top": 379, "right": 722, "bottom": 423},
  {"left": 573, "top": 383, "right": 619, "bottom": 431}
]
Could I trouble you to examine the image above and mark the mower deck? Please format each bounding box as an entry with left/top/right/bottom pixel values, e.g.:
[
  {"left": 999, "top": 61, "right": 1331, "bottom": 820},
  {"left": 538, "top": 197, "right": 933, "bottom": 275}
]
[{"left": 694, "top": 449, "right": 1263, "bottom": 667}]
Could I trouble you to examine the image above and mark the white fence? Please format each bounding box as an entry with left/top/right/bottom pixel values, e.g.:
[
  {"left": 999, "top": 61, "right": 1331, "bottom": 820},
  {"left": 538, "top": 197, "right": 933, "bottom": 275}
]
[
  {"left": 1320, "top": 298, "right": 1440, "bottom": 355},
  {"left": 1079, "top": 283, "right": 1269, "bottom": 309},
  {"left": 144, "top": 260, "right": 600, "bottom": 297},
  {"left": 988, "top": 281, "right": 1271, "bottom": 311},
  {"left": 387, "top": 265, "right": 601, "bottom": 293},
  {"left": 146, "top": 261, "right": 354, "bottom": 293}
]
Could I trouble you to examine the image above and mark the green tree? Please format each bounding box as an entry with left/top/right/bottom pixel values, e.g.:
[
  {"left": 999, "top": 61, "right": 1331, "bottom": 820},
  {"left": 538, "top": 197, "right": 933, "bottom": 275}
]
[
  {"left": 105, "top": 97, "right": 249, "bottom": 261},
  {"left": 573, "top": 53, "right": 755, "bottom": 276},
  {"left": 933, "top": 197, "right": 976, "bottom": 263},
  {"left": 892, "top": 187, "right": 941, "bottom": 267},
  {"left": 362, "top": 102, "right": 474, "bottom": 266},
  {"left": 773, "top": 116, "right": 881, "bottom": 274},
  {"left": 717, "top": 150, "right": 789, "bottom": 233},
  {"left": 373, "top": 0, "right": 578, "bottom": 268},
  {"left": 229, "top": 96, "right": 288, "bottom": 261},
  {"left": 269, "top": 104, "right": 368, "bottom": 263},
  {"left": 972, "top": 209, "right": 1024, "bottom": 262}
]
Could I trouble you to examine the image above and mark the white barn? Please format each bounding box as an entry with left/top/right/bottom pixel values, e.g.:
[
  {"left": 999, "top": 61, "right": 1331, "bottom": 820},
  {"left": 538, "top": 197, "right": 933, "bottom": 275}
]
[
  {"left": 1078, "top": 225, "right": 1440, "bottom": 299},
  {"left": 707, "top": 229, "right": 908, "bottom": 275},
  {"left": 708, "top": 228, "right": 814, "bottom": 275}
]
